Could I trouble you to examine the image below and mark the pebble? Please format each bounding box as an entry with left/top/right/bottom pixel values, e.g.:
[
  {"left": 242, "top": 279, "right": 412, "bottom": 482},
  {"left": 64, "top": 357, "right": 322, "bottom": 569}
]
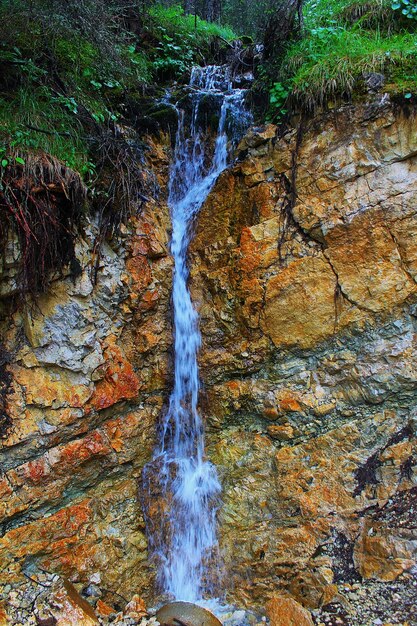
[
  {"left": 313, "top": 573, "right": 416, "bottom": 626},
  {"left": 83, "top": 583, "right": 102, "bottom": 598}
]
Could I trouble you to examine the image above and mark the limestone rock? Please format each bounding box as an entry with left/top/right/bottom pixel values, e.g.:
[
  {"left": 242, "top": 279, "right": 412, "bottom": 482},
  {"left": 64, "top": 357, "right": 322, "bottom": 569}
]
[
  {"left": 261, "top": 256, "right": 337, "bottom": 348},
  {"left": 0, "top": 138, "right": 171, "bottom": 599},
  {"left": 190, "top": 100, "right": 417, "bottom": 610},
  {"left": 2, "top": 98, "right": 417, "bottom": 622}
]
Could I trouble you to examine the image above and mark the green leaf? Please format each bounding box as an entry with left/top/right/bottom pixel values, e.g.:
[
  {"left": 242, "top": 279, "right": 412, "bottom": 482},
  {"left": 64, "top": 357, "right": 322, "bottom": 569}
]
[
  {"left": 15, "top": 156, "right": 25, "bottom": 165},
  {"left": 1, "top": 158, "right": 8, "bottom": 168}
]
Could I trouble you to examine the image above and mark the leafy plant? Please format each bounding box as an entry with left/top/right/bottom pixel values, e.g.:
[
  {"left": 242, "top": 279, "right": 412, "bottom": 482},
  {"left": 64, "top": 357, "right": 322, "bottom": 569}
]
[
  {"left": 268, "top": 82, "right": 290, "bottom": 120},
  {"left": 53, "top": 95, "right": 79, "bottom": 114},
  {"left": 264, "top": 0, "right": 417, "bottom": 113},
  {"left": 391, "top": 0, "right": 417, "bottom": 19},
  {"left": 147, "top": 4, "right": 236, "bottom": 78}
]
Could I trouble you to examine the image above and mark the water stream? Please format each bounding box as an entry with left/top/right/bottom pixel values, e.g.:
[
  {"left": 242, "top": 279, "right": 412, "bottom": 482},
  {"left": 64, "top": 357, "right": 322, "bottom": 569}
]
[{"left": 143, "top": 65, "right": 251, "bottom": 604}]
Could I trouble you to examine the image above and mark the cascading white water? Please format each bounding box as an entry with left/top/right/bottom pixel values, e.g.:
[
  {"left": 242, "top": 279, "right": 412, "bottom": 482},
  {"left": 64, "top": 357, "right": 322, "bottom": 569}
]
[{"left": 143, "top": 65, "right": 251, "bottom": 604}]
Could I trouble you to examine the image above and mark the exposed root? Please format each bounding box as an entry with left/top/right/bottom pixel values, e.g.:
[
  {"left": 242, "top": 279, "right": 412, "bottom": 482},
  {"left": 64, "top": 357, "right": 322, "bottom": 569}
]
[
  {"left": 0, "top": 342, "right": 12, "bottom": 439},
  {"left": 277, "top": 120, "right": 308, "bottom": 263},
  {"left": 0, "top": 150, "right": 87, "bottom": 298},
  {"left": 90, "top": 128, "right": 149, "bottom": 282}
]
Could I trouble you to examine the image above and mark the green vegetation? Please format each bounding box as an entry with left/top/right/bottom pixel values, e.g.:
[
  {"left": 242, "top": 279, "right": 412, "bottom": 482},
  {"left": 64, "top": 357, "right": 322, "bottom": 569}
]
[
  {"left": 392, "top": 0, "right": 417, "bottom": 21},
  {"left": 0, "top": 1, "right": 236, "bottom": 175},
  {"left": 147, "top": 5, "right": 235, "bottom": 77},
  {"left": 0, "top": 0, "right": 237, "bottom": 298},
  {"left": 261, "top": 0, "right": 417, "bottom": 118}
]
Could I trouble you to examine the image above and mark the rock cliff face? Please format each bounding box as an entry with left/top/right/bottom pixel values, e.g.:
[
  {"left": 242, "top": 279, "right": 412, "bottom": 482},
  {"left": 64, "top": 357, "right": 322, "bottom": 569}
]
[
  {"left": 0, "top": 139, "right": 173, "bottom": 600},
  {"left": 192, "top": 103, "right": 417, "bottom": 607},
  {"left": 1, "top": 101, "right": 417, "bottom": 616},
  {"left": 190, "top": 100, "right": 417, "bottom": 608}
]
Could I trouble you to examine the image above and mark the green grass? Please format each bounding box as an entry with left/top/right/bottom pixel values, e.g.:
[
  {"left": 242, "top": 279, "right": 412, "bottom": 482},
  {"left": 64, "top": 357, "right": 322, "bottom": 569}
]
[
  {"left": 263, "top": 0, "right": 417, "bottom": 116},
  {"left": 0, "top": 87, "right": 90, "bottom": 174},
  {"left": 304, "top": 0, "right": 397, "bottom": 29},
  {"left": 0, "top": 1, "right": 237, "bottom": 176},
  {"left": 147, "top": 4, "right": 236, "bottom": 79},
  {"left": 285, "top": 29, "right": 417, "bottom": 109},
  {"left": 149, "top": 4, "right": 236, "bottom": 42}
]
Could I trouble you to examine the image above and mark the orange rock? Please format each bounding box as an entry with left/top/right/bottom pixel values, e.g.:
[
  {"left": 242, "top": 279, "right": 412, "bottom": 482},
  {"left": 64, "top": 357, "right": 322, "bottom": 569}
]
[
  {"left": 0, "top": 477, "right": 12, "bottom": 499},
  {"left": 263, "top": 407, "right": 279, "bottom": 419},
  {"left": 124, "top": 594, "right": 147, "bottom": 619},
  {"left": 277, "top": 391, "right": 303, "bottom": 413},
  {"left": 136, "top": 329, "right": 160, "bottom": 353},
  {"left": 261, "top": 256, "right": 337, "bottom": 349},
  {"left": 248, "top": 182, "right": 281, "bottom": 221},
  {"left": 139, "top": 289, "right": 160, "bottom": 311},
  {"left": 44, "top": 430, "right": 110, "bottom": 477},
  {"left": 126, "top": 255, "right": 152, "bottom": 292},
  {"left": 50, "top": 578, "right": 99, "bottom": 625},
  {"left": 266, "top": 596, "right": 314, "bottom": 626},
  {"left": 380, "top": 441, "right": 413, "bottom": 466},
  {"left": 325, "top": 208, "right": 416, "bottom": 312},
  {"left": 267, "top": 424, "right": 294, "bottom": 441},
  {"left": 321, "top": 584, "right": 338, "bottom": 605},
  {"left": 354, "top": 520, "right": 416, "bottom": 581},
  {"left": 22, "top": 455, "right": 49, "bottom": 484},
  {"left": 13, "top": 365, "right": 92, "bottom": 409},
  {"left": 0, "top": 603, "right": 7, "bottom": 626},
  {"left": 96, "top": 599, "right": 115, "bottom": 617},
  {"left": 274, "top": 423, "right": 361, "bottom": 519},
  {"left": 101, "top": 411, "right": 150, "bottom": 461},
  {"left": 239, "top": 228, "right": 262, "bottom": 274},
  {"left": 89, "top": 343, "right": 140, "bottom": 411}
]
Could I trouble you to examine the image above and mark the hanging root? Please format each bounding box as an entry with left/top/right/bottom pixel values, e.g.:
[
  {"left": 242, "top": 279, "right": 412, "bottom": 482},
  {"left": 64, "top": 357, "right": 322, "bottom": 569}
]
[
  {"left": 0, "top": 150, "right": 87, "bottom": 298},
  {"left": 0, "top": 342, "right": 12, "bottom": 439},
  {"left": 91, "top": 127, "right": 149, "bottom": 282}
]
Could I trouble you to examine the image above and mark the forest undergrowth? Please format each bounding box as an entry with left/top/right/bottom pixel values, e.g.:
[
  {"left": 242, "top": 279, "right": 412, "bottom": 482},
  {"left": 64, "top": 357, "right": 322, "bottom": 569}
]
[{"left": 263, "top": 0, "right": 417, "bottom": 118}]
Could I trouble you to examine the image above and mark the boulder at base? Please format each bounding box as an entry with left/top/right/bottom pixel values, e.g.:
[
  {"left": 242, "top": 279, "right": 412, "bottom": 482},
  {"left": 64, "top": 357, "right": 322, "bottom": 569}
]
[{"left": 266, "top": 596, "right": 314, "bottom": 626}]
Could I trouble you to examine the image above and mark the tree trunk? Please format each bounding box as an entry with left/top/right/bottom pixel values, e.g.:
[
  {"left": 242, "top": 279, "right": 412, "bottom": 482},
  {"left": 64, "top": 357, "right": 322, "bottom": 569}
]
[
  {"left": 213, "top": 0, "right": 221, "bottom": 21},
  {"left": 202, "top": 0, "right": 221, "bottom": 21},
  {"left": 263, "top": 0, "right": 303, "bottom": 60},
  {"left": 183, "top": 0, "right": 193, "bottom": 14}
]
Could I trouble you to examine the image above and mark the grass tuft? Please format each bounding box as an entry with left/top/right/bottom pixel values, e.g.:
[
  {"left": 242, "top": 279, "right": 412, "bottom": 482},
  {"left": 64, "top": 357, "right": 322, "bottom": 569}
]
[
  {"left": 263, "top": 0, "right": 417, "bottom": 117},
  {"left": 283, "top": 29, "right": 417, "bottom": 110}
]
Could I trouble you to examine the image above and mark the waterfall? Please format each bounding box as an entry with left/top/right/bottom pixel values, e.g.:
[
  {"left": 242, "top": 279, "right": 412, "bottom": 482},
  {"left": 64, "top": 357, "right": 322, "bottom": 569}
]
[{"left": 143, "top": 65, "right": 251, "bottom": 604}]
